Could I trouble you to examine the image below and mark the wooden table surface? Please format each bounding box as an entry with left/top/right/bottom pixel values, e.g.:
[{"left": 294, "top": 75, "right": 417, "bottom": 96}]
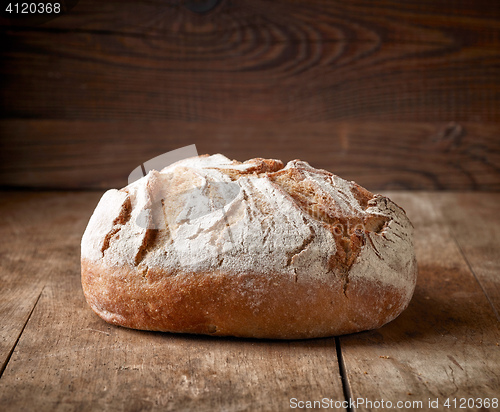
[{"left": 0, "top": 190, "right": 499, "bottom": 411}]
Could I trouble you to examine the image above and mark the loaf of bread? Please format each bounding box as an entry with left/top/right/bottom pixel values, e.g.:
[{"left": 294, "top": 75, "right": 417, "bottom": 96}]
[{"left": 81, "top": 155, "right": 417, "bottom": 339}]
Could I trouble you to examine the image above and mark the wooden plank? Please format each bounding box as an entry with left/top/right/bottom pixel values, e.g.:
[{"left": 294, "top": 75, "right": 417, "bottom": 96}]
[
  {"left": 430, "top": 192, "right": 500, "bottom": 321},
  {"left": 0, "top": 192, "right": 345, "bottom": 411},
  {"left": 1, "top": 120, "right": 499, "bottom": 191},
  {"left": 0, "top": 273, "right": 42, "bottom": 377},
  {"left": 0, "top": 192, "right": 57, "bottom": 374},
  {"left": 10, "top": 0, "right": 500, "bottom": 39},
  {"left": 337, "top": 192, "right": 500, "bottom": 410},
  {"left": 2, "top": 190, "right": 500, "bottom": 409},
  {"left": 1, "top": 1, "right": 499, "bottom": 122},
  {"left": 0, "top": 191, "right": 101, "bottom": 376}
]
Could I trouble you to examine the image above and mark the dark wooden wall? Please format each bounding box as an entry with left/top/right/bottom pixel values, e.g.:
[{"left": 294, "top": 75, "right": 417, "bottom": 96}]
[{"left": 1, "top": 0, "right": 499, "bottom": 190}]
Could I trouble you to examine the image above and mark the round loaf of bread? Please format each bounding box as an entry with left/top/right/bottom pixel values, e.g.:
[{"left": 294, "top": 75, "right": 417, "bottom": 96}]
[{"left": 81, "top": 154, "right": 417, "bottom": 339}]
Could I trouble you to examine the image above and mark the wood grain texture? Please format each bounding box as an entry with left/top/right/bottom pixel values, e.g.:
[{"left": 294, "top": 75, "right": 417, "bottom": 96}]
[
  {"left": 430, "top": 192, "right": 500, "bottom": 321},
  {"left": 0, "top": 191, "right": 99, "bottom": 376},
  {"left": 0, "top": 273, "right": 345, "bottom": 411},
  {"left": 1, "top": 120, "right": 499, "bottom": 191},
  {"left": 0, "top": 191, "right": 345, "bottom": 411},
  {"left": 1, "top": 0, "right": 499, "bottom": 122},
  {"left": 1, "top": 190, "right": 499, "bottom": 410},
  {"left": 338, "top": 192, "right": 500, "bottom": 409},
  {"left": 1, "top": 0, "right": 500, "bottom": 190}
]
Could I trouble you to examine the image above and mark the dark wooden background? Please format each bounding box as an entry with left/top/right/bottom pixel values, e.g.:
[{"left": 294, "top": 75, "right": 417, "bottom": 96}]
[{"left": 1, "top": 0, "right": 499, "bottom": 191}]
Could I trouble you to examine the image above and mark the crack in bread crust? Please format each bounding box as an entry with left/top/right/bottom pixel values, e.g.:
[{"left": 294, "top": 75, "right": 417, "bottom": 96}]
[
  {"left": 266, "top": 162, "right": 391, "bottom": 292},
  {"left": 101, "top": 197, "right": 131, "bottom": 256}
]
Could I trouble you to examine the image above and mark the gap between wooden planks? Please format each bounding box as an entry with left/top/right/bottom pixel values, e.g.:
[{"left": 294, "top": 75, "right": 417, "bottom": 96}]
[
  {"left": 0, "top": 273, "right": 345, "bottom": 411},
  {"left": 338, "top": 192, "right": 500, "bottom": 411},
  {"left": 1, "top": 191, "right": 499, "bottom": 411},
  {"left": 0, "top": 191, "right": 345, "bottom": 411},
  {"left": 0, "top": 191, "right": 100, "bottom": 376}
]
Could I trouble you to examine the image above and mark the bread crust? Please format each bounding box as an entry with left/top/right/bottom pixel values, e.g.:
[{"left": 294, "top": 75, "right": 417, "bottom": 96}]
[
  {"left": 81, "top": 155, "right": 417, "bottom": 339},
  {"left": 81, "top": 260, "right": 409, "bottom": 339}
]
